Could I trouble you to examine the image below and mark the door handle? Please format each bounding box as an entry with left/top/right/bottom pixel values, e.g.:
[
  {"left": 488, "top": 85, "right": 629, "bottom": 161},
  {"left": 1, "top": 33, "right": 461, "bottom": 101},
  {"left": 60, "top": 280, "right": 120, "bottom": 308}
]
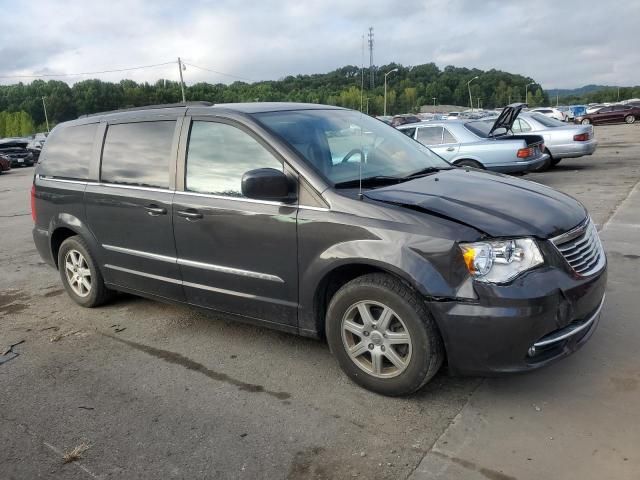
[
  {"left": 177, "top": 209, "right": 203, "bottom": 220},
  {"left": 145, "top": 204, "right": 167, "bottom": 216},
  {"left": 446, "top": 147, "right": 455, "bottom": 151}
]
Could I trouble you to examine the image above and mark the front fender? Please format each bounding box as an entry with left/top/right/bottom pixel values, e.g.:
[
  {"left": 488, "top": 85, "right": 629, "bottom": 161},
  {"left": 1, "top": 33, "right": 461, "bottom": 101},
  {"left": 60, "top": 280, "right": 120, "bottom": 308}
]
[{"left": 297, "top": 214, "right": 478, "bottom": 334}]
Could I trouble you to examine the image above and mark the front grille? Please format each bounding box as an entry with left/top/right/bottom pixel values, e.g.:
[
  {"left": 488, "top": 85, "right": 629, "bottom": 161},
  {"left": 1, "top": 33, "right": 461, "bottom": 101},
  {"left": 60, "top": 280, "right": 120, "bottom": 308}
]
[{"left": 552, "top": 219, "right": 605, "bottom": 276}]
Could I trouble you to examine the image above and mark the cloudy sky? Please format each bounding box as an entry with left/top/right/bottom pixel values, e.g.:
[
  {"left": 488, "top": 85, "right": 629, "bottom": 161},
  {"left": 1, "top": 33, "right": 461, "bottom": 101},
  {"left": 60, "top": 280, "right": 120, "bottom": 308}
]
[{"left": 1, "top": 0, "right": 638, "bottom": 88}]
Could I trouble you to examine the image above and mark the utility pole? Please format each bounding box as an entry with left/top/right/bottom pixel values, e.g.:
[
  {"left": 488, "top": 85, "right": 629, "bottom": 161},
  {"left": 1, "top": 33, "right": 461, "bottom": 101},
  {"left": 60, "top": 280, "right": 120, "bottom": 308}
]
[
  {"left": 41, "top": 96, "right": 50, "bottom": 132},
  {"left": 368, "top": 27, "right": 374, "bottom": 89},
  {"left": 177, "top": 57, "right": 186, "bottom": 103},
  {"left": 477, "top": 97, "right": 481, "bottom": 110},
  {"left": 365, "top": 97, "right": 370, "bottom": 114},
  {"left": 617, "top": 87, "right": 620, "bottom": 102}
]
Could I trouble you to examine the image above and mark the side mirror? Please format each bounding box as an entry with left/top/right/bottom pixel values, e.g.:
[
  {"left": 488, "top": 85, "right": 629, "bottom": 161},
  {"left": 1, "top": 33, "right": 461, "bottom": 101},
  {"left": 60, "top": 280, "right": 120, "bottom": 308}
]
[{"left": 241, "top": 168, "right": 294, "bottom": 203}]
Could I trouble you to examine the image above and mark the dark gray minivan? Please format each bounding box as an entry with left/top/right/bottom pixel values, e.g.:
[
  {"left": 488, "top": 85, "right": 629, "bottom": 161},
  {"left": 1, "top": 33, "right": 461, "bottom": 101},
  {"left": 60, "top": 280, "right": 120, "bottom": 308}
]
[{"left": 32, "top": 102, "right": 607, "bottom": 395}]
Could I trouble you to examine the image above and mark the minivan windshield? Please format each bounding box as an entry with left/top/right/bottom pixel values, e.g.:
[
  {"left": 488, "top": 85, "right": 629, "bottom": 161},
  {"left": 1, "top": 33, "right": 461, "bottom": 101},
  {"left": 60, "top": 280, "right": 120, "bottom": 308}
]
[{"left": 253, "top": 109, "right": 451, "bottom": 186}]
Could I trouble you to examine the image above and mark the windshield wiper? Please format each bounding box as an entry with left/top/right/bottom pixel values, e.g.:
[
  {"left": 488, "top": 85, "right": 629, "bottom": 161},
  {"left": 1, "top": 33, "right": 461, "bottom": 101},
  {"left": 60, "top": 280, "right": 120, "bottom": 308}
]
[
  {"left": 402, "top": 166, "right": 452, "bottom": 179},
  {"left": 334, "top": 176, "right": 401, "bottom": 189}
]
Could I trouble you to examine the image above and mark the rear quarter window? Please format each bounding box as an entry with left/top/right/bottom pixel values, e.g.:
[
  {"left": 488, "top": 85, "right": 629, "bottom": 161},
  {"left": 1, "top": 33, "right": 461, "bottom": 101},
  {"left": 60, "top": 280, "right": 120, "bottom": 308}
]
[{"left": 39, "top": 123, "right": 98, "bottom": 179}]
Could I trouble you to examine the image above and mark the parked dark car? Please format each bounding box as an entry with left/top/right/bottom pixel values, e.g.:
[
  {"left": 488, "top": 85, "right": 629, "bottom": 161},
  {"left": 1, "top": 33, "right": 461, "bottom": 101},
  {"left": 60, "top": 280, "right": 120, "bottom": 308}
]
[
  {"left": 390, "top": 114, "right": 421, "bottom": 127},
  {"left": 575, "top": 104, "right": 639, "bottom": 125},
  {"left": 0, "top": 141, "right": 35, "bottom": 167},
  {"left": 32, "top": 102, "right": 607, "bottom": 396},
  {"left": 0, "top": 154, "right": 11, "bottom": 174}
]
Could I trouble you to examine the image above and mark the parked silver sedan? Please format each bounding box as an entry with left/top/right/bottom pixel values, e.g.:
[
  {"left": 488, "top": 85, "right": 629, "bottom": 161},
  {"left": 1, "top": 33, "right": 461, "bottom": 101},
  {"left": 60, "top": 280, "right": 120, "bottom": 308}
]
[
  {"left": 510, "top": 112, "right": 597, "bottom": 169},
  {"left": 397, "top": 104, "right": 548, "bottom": 174}
]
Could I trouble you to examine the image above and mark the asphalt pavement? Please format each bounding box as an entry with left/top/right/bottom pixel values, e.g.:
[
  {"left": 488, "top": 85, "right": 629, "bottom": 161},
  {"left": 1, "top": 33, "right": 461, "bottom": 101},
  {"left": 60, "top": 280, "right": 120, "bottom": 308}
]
[{"left": 1, "top": 123, "right": 639, "bottom": 479}]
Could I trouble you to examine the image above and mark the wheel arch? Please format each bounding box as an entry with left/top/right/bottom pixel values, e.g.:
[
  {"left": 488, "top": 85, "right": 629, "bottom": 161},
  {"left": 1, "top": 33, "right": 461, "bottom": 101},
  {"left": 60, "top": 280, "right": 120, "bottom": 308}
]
[
  {"left": 310, "top": 260, "right": 435, "bottom": 340},
  {"left": 49, "top": 214, "right": 100, "bottom": 269}
]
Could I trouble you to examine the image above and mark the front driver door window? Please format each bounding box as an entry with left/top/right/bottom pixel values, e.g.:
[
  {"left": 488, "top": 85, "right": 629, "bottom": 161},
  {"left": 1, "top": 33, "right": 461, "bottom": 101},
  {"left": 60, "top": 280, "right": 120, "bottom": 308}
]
[{"left": 173, "top": 120, "right": 298, "bottom": 326}]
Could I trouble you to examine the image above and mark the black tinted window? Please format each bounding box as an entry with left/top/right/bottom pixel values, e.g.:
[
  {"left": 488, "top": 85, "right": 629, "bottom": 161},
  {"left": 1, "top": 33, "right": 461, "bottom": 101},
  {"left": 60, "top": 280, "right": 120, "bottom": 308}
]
[
  {"left": 186, "top": 121, "right": 282, "bottom": 197},
  {"left": 39, "top": 123, "right": 97, "bottom": 179},
  {"left": 101, "top": 121, "right": 175, "bottom": 188}
]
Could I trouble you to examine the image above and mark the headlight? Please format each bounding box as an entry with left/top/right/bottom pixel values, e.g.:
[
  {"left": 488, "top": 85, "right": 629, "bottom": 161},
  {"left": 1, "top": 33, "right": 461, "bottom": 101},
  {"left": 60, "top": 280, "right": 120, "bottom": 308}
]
[{"left": 459, "top": 238, "right": 543, "bottom": 283}]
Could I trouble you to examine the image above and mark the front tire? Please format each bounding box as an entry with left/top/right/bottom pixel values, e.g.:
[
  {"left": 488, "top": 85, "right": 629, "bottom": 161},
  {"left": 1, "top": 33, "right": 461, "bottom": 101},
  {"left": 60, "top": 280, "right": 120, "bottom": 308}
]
[
  {"left": 58, "top": 236, "right": 112, "bottom": 308},
  {"left": 326, "top": 273, "right": 444, "bottom": 396},
  {"left": 581, "top": 118, "right": 591, "bottom": 125},
  {"left": 625, "top": 115, "right": 635, "bottom": 124}
]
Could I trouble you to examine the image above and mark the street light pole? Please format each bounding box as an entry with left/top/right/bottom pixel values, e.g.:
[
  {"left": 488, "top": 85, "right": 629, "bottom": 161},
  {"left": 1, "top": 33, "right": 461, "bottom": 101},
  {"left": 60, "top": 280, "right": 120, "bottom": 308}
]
[
  {"left": 467, "top": 76, "right": 479, "bottom": 111},
  {"left": 383, "top": 68, "right": 398, "bottom": 116},
  {"left": 525, "top": 82, "right": 534, "bottom": 105},
  {"left": 41, "top": 96, "right": 50, "bottom": 132}
]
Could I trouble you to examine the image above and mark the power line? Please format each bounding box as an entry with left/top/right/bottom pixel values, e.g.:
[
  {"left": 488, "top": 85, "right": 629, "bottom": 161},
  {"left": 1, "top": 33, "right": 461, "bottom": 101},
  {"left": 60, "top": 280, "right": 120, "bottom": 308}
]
[
  {"left": 181, "top": 61, "right": 254, "bottom": 82},
  {"left": 0, "top": 61, "right": 176, "bottom": 79}
]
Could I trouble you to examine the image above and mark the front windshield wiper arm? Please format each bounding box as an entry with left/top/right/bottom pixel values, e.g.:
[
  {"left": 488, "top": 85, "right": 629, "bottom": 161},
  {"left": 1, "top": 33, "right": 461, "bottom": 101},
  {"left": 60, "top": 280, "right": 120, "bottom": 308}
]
[
  {"left": 334, "top": 176, "right": 401, "bottom": 189},
  {"left": 402, "top": 166, "right": 453, "bottom": 179}
]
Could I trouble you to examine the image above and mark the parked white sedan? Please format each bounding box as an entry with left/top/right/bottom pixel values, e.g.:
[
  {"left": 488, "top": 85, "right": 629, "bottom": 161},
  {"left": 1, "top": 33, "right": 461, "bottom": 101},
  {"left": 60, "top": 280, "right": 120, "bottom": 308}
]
[
  {"left": 530, "top": 107, "right": 566, "bottom": 122},
  {"left": 511, "top": 112, "right": 597, "bottom": 169}
]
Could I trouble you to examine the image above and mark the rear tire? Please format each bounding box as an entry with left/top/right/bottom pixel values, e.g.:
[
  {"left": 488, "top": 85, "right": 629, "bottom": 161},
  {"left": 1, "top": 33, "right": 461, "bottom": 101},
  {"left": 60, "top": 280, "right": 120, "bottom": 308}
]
[
  {"left": 455, "top": 159, "right": 483, "bottom": 169},
  {"left": 58, "top": 236, "right": 112, "bottom": 308},
  {"left": 551, "top": 158, "right": 562, "bottom": 166},
  {"left": 326, "top": 273, "right": 444, "bottom": 396},
  {"left": 533, "top": 150, "right": 553, "bottom": 172},
  {"left": 625, "top": 115, "right": 635, "bottom": 124}
]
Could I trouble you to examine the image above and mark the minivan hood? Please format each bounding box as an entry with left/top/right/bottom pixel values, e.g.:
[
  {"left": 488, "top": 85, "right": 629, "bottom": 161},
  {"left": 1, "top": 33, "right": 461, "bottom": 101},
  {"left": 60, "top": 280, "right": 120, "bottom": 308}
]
[{"left": 364, "top": 168, "right": 586, "bottom": 238}]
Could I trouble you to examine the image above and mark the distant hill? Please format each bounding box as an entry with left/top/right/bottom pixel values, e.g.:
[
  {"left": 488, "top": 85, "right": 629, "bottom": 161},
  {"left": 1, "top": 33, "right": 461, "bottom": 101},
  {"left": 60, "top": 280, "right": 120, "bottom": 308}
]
[{"left": 547, "top": 85, "right": 618, "bottom": 98}]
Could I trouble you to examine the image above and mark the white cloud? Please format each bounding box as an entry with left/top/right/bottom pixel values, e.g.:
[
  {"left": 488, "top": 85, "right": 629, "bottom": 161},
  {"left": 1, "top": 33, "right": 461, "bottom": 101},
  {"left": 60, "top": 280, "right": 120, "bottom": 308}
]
[{"left": 1, "top": 0, "right": 638, "bottom": 88}]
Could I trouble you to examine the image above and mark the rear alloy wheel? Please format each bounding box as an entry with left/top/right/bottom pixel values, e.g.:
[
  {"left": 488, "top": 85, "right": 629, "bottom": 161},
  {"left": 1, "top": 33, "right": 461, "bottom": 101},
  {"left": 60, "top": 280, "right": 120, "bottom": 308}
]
[
  {"left": 581, "top": 118, "right": 591, "bottom": 125},
  {"left": 456, "top": 159, "right": 483, "bottom": 169},
  {"left": 625, "top": 115, "right": 635, "bottom": 124},
  {"left": 58, "top": 236, "right": 112, "bottom": 307},
  {"left": 326, "top": 273, "right": 444, "bottom": 396}
]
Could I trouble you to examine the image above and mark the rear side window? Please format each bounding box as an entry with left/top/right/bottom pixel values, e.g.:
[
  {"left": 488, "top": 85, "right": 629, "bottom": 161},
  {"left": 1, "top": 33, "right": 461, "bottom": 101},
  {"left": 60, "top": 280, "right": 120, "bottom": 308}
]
[
  {"left": 39, "top": 123, "right": 98, "bottom": 179},
  {"left": 442, "top": 127, "right": 457, "bottom": 143},
  {"left": 185, "top": 121, "right": 282, "bottom": 197},
  {"left": 417, "top": 126, "right": 444, "bottom": 145},
  {"left": 101, "top": 121, "right": 175, "bottom": 188}
]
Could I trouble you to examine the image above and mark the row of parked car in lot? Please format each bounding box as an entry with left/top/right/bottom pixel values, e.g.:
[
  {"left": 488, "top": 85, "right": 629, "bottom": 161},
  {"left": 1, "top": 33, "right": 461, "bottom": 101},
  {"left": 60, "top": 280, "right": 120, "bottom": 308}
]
[
  {"left": 379, "top": 103, "right": 605, "bottom": 173},
  {"left": 0, "top": 134, "right": 46, "bottom": 174}
]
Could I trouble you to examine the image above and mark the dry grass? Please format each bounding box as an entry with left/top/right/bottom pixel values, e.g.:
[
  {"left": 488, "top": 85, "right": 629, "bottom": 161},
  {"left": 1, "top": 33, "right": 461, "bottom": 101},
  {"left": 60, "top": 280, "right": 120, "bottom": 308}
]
[{"left": 63, "top": 443, "right": 90, "bottom": 463}]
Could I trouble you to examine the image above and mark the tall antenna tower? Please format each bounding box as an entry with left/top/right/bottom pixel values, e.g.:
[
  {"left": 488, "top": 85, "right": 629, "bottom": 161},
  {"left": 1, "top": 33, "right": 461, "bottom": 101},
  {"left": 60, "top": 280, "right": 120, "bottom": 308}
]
[{"left": 368, "top": 27, "right": 374, "bottom": 89}]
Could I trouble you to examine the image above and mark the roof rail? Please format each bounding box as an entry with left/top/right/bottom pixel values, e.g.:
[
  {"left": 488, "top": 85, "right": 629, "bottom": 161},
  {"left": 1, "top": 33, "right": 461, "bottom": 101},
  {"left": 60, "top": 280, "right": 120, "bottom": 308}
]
[{"left": 78, "top": 101, "right": 214, "bottom": 118}]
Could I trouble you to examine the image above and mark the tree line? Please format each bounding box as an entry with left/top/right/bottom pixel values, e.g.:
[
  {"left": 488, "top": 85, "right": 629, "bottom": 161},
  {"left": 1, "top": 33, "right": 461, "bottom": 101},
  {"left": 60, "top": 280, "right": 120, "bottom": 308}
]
[
  {"left": 1, "top": 61, "right": 552, "bottom": 132},
  {"left": 0, "top": 111, "right": 36, "bottom": 138}
]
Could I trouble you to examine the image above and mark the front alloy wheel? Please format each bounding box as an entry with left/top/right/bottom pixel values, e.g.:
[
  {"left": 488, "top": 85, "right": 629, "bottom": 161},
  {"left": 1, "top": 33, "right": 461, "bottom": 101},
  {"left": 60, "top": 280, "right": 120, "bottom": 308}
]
[
  {"left": 326, "top": 273, "right": 444, "bottom": 396},
  {"left": 341, "top": 301, "right": 412, "bottom": 378}
]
